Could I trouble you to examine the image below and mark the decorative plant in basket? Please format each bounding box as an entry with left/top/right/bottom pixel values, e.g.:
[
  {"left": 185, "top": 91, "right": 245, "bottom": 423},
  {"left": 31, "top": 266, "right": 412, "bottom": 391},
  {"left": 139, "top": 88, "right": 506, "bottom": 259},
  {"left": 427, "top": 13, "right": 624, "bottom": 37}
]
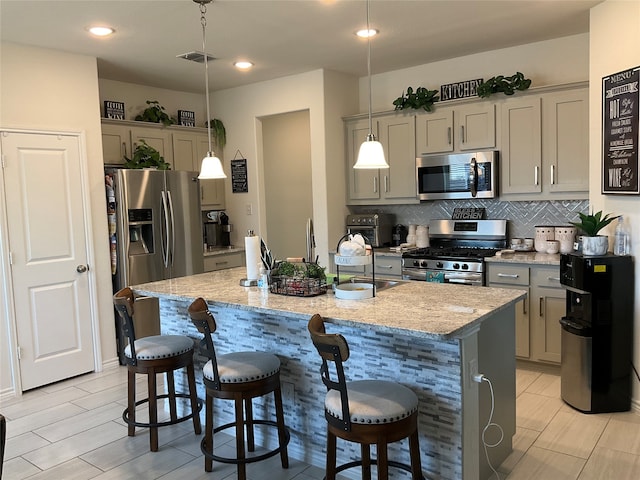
[
  {"left": 570, "top": 210, "right": 619, "bottom": 256},
  {"left": 270, "top": 261, "right": 327, "bottom": 297}
]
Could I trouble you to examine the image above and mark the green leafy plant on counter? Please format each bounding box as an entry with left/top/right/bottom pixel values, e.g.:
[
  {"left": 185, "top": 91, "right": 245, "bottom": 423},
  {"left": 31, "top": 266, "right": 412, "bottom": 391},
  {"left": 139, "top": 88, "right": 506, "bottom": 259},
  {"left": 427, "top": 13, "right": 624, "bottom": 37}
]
[
  {"left": 272, "top": 261, "right": 326, "bottom": 280},
  {"left": 134, "top": 100, "right": 176, "bottom": 126},
  {"left": 569, "top": 210, "right": 619, "bottom": 236},
  {"left": 124, "top": 139, "right": 171, "bottom": 170},
  {"left": 205, "top": 118, "right": 226, "bottom": 150},
  {"left": 477, "top": 72, "right": 532, "bottom": 98},
  {"left": 392, "top": 86, "right": 439, "bottom": 112}
]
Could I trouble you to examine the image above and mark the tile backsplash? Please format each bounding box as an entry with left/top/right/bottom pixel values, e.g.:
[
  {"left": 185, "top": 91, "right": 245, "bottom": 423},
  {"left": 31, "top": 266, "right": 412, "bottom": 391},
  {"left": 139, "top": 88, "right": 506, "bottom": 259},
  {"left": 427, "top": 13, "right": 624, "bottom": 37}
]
[{"left": 352, "top": 199, "right": 589, "bottom": 241}]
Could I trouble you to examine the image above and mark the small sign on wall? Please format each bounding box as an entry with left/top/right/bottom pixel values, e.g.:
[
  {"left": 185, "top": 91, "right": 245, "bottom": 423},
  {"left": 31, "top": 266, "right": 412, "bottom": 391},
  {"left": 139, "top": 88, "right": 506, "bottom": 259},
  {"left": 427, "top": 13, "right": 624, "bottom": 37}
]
[
  {"left": 104, "top": 101, "right": 125, "bottom": 119},
  {"left": 178, "top": 110, "right": 196, "bottom": 127},
  {"left": 231, "top": 158, "right": 248, "bottom": 193},
  {"left": 602, "top": 66, "right": 639, "bottom": 194},
  {"left": 440, "top": 78, "right": 483, "bottom": 101}
]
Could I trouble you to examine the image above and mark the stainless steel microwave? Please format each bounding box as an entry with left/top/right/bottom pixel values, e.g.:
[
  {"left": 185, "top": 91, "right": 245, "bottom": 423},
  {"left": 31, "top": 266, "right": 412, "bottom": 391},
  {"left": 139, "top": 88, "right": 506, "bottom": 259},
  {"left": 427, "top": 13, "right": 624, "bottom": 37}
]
[{"left": 416, "top": 151, "right": 498, "bottom": 201}]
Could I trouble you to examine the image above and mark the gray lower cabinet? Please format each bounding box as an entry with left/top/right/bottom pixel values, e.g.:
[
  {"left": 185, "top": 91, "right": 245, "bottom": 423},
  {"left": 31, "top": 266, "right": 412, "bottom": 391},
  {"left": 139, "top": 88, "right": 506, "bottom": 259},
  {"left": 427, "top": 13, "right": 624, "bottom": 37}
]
[
  {"left": 329, "top": 253, "right": 402, "bottom": 279},
  {"left": 488, "top": 262, "right": 564, "bottom": 364},
  {"left": 203, "top": 251, "right": 244, "bottom": 272}
]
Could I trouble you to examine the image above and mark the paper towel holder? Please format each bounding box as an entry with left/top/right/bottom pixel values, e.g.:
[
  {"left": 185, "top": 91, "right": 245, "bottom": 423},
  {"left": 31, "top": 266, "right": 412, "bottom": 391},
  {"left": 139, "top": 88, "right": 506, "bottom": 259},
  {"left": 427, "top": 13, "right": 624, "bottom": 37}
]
[{"left": 240, "top": 230, "right": 259, "bottom": 286}]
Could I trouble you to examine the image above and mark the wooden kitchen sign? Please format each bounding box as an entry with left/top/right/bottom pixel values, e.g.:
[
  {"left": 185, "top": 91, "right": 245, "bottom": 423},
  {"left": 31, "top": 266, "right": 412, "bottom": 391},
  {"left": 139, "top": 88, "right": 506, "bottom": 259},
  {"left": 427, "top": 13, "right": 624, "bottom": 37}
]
[
  {"left": 440, "top": 78, "right": 483, "bottom": 101},
  {"left": 602, "top": 66, "right": 639, "bottom": 194}
]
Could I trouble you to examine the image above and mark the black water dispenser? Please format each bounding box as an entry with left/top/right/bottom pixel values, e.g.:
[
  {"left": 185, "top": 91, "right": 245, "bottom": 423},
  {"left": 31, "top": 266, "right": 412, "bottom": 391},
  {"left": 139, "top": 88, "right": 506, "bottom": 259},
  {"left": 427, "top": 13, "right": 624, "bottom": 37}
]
[{"left": 559, "top": 253, "right": 634, "bottom": 413}]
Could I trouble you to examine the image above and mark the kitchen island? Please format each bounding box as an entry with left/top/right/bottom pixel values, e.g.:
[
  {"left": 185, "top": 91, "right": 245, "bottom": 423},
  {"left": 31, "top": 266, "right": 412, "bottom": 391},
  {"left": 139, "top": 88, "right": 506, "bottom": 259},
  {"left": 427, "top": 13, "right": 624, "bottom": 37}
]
[{"left": 133, "top": 267, "right": 524, "bottom": 480}]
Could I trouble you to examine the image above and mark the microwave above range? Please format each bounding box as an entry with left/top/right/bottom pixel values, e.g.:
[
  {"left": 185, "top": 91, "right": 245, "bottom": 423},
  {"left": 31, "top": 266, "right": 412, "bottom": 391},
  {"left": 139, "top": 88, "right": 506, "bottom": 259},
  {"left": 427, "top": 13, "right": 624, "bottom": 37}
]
[{"left": 416, "top": 150, "right": 498, "bottom": 201}]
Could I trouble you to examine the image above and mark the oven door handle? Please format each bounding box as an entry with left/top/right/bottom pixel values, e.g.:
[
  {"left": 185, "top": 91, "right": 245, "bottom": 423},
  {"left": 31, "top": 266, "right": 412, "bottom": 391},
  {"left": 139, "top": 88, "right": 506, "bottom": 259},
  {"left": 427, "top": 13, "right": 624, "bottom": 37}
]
[
  {"left": 469, "top": 157, "right": 478, "bottom": 197},
  {"left": 445, "top": 272, "right": 483, "bottom": 285}
]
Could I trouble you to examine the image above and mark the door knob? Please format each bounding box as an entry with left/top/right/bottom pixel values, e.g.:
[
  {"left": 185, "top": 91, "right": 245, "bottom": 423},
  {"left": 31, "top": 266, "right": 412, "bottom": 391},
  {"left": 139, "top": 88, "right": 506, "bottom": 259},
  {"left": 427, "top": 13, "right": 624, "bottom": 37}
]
[{"left": 76, "top": 264, "right": 88, "bottom": 273}]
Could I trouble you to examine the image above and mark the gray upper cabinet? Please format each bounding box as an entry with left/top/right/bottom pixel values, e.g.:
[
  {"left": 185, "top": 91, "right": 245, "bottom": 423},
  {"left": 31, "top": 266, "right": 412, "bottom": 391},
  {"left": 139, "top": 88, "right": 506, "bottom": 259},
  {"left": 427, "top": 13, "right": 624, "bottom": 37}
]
[
  {"left": 498, "top": 85, "right": 588, "bottom": 200},
  {"left": 346, "top": 113, "right": 418, "bottom": 205},
  {"left": 101, "top": 120, "right": 173, "bottom": 168},
  {"left": 415, "top": 103, "right": 496, "bottom": 154}
]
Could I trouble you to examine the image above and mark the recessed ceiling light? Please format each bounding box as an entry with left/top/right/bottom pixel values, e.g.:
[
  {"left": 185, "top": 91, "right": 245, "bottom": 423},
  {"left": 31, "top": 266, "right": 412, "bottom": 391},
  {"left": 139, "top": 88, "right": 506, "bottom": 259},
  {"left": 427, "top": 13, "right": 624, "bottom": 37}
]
[
  {"left": 88, "top": 26, "right": 115, "bottom": 37},
  {"left": 356, "top": 28, "right": 378, "bottom": 38},
  {"left": 234, "top": 61, "right": 253, "bottom": 70}
]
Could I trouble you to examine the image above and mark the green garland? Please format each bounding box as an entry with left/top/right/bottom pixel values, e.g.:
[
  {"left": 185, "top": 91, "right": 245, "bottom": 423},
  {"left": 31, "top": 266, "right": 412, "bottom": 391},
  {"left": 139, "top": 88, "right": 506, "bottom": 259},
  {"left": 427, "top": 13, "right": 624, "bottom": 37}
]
[{"left": 392, "top": 87, "right": 439, "bottom": 112}]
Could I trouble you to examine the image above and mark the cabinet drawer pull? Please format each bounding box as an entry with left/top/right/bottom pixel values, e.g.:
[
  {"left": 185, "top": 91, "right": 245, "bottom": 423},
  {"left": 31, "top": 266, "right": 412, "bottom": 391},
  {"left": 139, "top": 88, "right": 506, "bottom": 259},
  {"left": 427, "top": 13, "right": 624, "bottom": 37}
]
[
  {"left": 216, "top": 261, "right": 229, "bottom": 266},
  {"left": 497, "top": 273, "right": 519, "bottom": 278},
  {"left": 447, "top": 127, "right": 452, "bottom": 145},
  {"left": 461, "top": 125, "right": 465, "bottom": 143},
  {"left": 373, "top": 176, "right": 378, "bottom": 193},
  {"left": 534, "top": 166, "right": 539, "bottom": 186},
  {"left": 539, "top": 297, "right": 544, "bottom": 317},
  {"left": 550, "top": 165, "right": 556, "bottom": 185},
  {"left": 378, "top": 264, "right": 393, "bottom": 269},
  {"left": 547, "top": 276, "right": 560, "bottom": 282},
  {"left": 384, "top": 175, "right": 389, "bottom": 193}
]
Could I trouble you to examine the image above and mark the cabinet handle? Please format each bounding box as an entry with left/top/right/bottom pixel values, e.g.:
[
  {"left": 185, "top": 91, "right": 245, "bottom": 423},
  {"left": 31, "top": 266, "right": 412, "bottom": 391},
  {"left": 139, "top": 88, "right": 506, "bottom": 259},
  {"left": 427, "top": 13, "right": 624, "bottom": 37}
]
[
  {"left": 373, "top": 176, "right": 378, "bottom": 193},
  {"left": 534, "top": 166, "right": 539, "bottom": 186},
  {"left": 550, "top": 165, "right": 556, "bottom": 185},
  {"left": 384, "top": 175, "right": 389, "bottom": 193},
  {"left": 378, "top": 264, "right": 393, "bottom": 269},
  {"left": 122, "top": 142, "right": 127, "bottom": 158},
  {"left": 447, "top": 127, "right": 452, "bottom": 145},
  {"left": 497, "top": 273, "right": 519, "bottom": 278},
  {"left": 547, "top": 276, "right": 560, "bottom": 282},
  {"left": 216, "top": 261, "right": 229, "bottom": 266},
  {"left": 522, "top": 295, "right": 527, "bottom": 315},
  {"left": 539, "top": 297, "right": 544, "bottom": 317},
  {"left": 461, "top": 126, "right": 465, "bottom": 144}
]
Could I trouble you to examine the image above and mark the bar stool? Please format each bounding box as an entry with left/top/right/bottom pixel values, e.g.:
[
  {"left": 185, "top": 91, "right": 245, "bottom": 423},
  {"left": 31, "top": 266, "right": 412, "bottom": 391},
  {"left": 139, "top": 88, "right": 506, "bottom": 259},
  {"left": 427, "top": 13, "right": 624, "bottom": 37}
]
[
  {"left": 187, "top": 297, "right": 289, "bottom": 479},
  {"left": 308, "top": 314, "right": 424, "bottom": 480},
  {"left": 113, "top": 287, "right": 202, "bottom": 452}
]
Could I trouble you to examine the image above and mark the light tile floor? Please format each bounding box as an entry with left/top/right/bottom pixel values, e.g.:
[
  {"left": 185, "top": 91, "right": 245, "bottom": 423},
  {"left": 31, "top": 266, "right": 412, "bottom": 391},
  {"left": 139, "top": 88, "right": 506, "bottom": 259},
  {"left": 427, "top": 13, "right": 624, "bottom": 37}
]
[{"left": 2, "top": 363, "right": 639, "bottom": 479}]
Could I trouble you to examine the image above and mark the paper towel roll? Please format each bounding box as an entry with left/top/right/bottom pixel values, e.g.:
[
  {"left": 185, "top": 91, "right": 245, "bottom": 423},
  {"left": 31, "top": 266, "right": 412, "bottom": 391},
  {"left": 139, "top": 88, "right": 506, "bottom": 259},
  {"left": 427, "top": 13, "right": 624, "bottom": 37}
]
[{"left": 245, "top": 235, "right": 261, "bottom": 280}]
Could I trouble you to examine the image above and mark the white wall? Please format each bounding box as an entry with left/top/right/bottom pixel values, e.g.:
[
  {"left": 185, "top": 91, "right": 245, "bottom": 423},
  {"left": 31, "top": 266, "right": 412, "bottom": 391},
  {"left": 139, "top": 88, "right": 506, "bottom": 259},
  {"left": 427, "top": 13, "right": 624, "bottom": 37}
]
[
  {"left": 0, "top": 43, "right": 117, "bottom": 396},
  {"left": 590, "top": 0, "right": 640, "bottom": 408},
  {"left": 365, "top": 34, "right": 590, "bottom": 114}
]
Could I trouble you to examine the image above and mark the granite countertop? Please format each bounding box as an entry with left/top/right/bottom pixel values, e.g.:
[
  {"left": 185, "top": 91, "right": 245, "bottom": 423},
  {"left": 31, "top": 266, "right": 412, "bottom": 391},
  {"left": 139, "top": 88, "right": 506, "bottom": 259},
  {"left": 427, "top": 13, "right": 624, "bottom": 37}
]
[
  {"left": 203, "top": 246, "right": 244, "bottom": 257},
  {"left": 485, "top": 250, "right": 561, "bottom": 265},
  {"left": 133, "top": 267, "right": 524, "bottom": 341}
]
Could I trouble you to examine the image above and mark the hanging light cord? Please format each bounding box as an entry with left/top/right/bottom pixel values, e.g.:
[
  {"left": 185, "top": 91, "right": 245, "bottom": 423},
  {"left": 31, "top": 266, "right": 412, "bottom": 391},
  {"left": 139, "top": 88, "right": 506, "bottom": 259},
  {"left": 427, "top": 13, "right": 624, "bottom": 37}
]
[
  {"left": 199, "top": 1, "right": 213, "bottom": 155},
  {"left": 366, "top": 0, "right": 374, "bottom": 140}
]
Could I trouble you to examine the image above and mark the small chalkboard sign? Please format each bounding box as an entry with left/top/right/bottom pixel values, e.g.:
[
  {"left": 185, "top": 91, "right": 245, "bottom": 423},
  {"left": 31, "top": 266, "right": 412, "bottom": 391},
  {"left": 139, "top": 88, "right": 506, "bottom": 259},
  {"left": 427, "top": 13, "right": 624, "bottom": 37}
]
[
  {"left": 178, "top": 110, "right": 196, "bottom": 127},
  {"left": 104, "top": 101, "right": 125, "bottom": 119},
  {"left": 231, "top": 158, "right": 248, "bottom": 193},
  {"left": 451, "top": 207, "right": 485, "bottom": 220}
]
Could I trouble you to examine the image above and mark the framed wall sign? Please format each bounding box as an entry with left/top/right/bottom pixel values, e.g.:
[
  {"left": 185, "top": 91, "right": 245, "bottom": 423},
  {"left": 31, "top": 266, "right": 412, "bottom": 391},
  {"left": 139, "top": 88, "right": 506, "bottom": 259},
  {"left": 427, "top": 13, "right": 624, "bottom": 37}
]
[
  {"left": 440, "top": 78, "right": 483, "bottom": 101},
  {"left": 602, "top": 66, "right": 639, "bottom": 194},
  {"left": 231, "top": 158, "right": 248, "bottom": 193},
  {"left": 178, "top": 110, "right": 196, "bottom": 127},
  {"left": 104, "top": 101, "right": 125, "bottom": 119}
]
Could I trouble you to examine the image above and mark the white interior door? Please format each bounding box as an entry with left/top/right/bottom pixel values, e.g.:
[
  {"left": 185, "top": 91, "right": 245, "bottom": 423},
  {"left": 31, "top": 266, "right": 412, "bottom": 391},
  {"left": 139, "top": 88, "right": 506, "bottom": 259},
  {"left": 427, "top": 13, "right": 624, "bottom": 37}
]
[{"left": 1, "top": 131, "right": 95, "bottom": 390}]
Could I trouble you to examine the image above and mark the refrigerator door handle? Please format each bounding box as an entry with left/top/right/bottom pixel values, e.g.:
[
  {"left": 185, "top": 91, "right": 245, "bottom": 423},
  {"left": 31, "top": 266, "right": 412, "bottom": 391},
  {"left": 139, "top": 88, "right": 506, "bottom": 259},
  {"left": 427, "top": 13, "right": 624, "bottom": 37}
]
[
  {"left": 161, "top": 190, "right": 170, "bottom": 268},
  {"left": 166, "top": 190, "right": 175, "bottom": 267}
]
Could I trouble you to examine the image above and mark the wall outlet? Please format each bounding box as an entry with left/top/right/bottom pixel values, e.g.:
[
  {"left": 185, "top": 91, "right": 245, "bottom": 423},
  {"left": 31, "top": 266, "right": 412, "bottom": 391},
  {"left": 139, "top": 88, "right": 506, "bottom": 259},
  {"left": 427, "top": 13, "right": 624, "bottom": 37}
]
[
  {"left": 281, "top": 381, "right": 295, "bottom": 408},
  {"left": 468, "top": 358, "right": 478, "bottom": 388},
  {"left": 245, "top": 203, "right": 253, "bottom": 215}
]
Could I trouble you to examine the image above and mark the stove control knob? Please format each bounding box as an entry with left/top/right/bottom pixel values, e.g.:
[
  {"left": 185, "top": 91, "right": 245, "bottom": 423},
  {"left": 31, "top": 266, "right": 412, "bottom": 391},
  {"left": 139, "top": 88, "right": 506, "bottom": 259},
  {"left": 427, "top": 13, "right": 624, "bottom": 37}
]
[
  {"left": 461, "top": 264, "right": 469, "bottom": 270},
  {"left": 420, "top": 260, "right": 429, "bottom": 268},
  {"left": 436, "top": 261, "right": 443, "bottom": 269},
  {"left": 413, "top": 260, "right": 420, "bottom": 267},
  {"left": 453, "top": 263, "right": 460, "bottom": 269}
]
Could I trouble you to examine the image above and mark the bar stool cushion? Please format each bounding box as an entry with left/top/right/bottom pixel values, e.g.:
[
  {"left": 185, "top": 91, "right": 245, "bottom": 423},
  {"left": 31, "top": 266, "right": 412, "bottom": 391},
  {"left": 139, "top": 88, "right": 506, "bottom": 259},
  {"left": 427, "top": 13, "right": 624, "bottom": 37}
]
[
  {"left": 203, "top": 351, "right": 280, "bottom": 383},
  {"left": 124, "top": 335, "right": 194, "bottom": 361},
  {"left": 325, "top": 380, "right": 419, "bottom": 424}
]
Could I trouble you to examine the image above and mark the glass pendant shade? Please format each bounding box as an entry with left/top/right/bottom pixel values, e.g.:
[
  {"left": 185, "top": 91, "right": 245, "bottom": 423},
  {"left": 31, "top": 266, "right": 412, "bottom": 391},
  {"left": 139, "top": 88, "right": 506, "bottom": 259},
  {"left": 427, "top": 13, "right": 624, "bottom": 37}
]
[
  {"left": 354, "top": 134, "right": 388, "bottom": 169},
  {"left": 198, "top": 152, "right": 227, "bottom": 179}
]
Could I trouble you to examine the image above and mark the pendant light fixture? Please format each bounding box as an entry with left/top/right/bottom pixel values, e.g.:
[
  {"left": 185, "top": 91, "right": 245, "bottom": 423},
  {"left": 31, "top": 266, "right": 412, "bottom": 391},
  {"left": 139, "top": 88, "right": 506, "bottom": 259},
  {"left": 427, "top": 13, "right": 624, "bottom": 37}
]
[
  {"left": 353, "top": 0, "right": 388, "bottom": 169},
  {"left": 194, "top": 0, "right": 226, "bottom": 179}
]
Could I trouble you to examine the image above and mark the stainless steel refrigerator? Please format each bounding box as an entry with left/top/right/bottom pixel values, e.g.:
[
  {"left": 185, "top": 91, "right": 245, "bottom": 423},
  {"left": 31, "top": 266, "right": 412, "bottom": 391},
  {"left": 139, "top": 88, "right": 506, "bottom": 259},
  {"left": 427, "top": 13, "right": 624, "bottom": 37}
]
[
  {"left": 107, "top": 168, "right": 204, "bottom": 289},
  {"left": 106, "top": 168, "right": 203, "bottom": 360}
]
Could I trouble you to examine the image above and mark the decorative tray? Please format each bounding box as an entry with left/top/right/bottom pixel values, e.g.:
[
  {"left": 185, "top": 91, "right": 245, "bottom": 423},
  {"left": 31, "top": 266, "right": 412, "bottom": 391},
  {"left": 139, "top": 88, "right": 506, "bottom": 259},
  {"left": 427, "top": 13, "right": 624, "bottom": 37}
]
[{"left": 269, "top": 276, "right": 327, "bottom": 297}]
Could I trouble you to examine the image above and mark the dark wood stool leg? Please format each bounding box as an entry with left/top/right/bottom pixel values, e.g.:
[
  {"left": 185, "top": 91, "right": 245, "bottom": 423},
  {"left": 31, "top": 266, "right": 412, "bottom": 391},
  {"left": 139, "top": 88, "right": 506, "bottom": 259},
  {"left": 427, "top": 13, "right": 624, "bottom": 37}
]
[
  {"left": 127, "top": 368, "right": 136, "bottom": 437},
  {"left": 273, "top": 385, "right": 289, "bottom": 468},
  {"left": 409, "top": 429, "right": 423, "bottom": 479},
  {"left": 244, "top": 398, "right": 255, "bottom": 452},
  {"left": 377, "top": 440, "right": 388, "bottom": 480},
  {"left": 361, "top": 444, "right": 372, "bottom": 480},
  {"left": 235, "top": 395, "right": 246, "bottom": 480},
  {"left": 326, "top": 428, "right": 337, "bottom": 480},
  {"left": 204, "top": 393, "right": 213, "bottom": 472},
  {"left": 148, "top": 369, "right": 158, "bottom": 452},
  {"left": 167, "top": 370, "right": 177, "bottom": 422},
  {"left": 186, "top": 362, "right": 201, "bottom": 434}
]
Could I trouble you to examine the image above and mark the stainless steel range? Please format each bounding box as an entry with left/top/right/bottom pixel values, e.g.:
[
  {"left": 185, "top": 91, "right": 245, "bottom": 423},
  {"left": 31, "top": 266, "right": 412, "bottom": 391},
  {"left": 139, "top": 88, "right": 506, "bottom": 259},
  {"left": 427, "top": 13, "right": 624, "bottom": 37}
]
[{"left": 402, "top": 219, "right": 507, "bottom": 285}]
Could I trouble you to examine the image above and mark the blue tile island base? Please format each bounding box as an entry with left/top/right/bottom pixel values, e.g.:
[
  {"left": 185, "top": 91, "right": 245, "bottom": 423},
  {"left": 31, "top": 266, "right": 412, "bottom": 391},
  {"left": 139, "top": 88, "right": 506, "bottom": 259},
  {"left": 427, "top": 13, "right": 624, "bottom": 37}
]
[{"left": 133, "top": 268, "right": 523, "bottom": 480}]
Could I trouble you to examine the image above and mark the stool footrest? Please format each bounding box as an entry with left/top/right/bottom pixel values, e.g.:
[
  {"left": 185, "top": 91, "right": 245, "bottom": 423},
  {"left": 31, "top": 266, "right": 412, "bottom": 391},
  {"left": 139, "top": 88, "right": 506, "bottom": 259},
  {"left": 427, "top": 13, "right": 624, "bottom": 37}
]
[
  {"left": 122, "top": 393, "right": 203, "bottom": 429},
  {"left": 202, "top": 419, "right": 290, "bottom": 465},
  {"left": 331, "top": 459, "right": 426, "bottom": 480}
]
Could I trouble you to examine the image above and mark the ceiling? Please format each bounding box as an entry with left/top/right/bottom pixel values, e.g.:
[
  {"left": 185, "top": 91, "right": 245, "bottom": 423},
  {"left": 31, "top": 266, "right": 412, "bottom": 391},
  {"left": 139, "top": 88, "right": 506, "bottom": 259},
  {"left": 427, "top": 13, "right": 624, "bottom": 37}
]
[{"left": 0, "top": 0, "right": 601, "bottom": 94}]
